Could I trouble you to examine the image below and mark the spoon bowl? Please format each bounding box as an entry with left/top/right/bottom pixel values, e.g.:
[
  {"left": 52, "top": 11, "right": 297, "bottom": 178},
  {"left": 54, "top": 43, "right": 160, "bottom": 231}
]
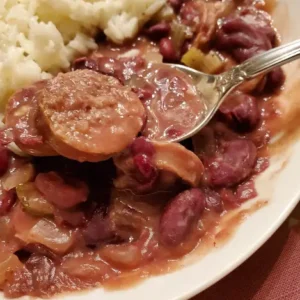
[{"left": 166, "top": 39, "right": 300, "bottom": 142}]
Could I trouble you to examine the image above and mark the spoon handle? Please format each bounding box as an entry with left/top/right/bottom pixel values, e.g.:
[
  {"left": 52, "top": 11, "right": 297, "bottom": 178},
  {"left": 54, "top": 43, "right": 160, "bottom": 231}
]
[{"left": 240, "top": 39, "right": 300, "bottom": 79}]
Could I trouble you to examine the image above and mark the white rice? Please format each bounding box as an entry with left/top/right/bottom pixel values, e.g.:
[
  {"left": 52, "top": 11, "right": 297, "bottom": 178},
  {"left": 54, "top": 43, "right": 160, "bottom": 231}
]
[{"left": 0, "top": 0, "right": 166, "bottom": 107}]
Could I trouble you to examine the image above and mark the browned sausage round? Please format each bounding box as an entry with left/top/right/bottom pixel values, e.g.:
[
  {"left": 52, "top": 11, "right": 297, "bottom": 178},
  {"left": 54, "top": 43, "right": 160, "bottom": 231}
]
[
  {"left": 37, "top": 70, "right": 145, "bottom": 162},
  {"left": 5, "top": 81, "right": 57, "bottom": 156}
]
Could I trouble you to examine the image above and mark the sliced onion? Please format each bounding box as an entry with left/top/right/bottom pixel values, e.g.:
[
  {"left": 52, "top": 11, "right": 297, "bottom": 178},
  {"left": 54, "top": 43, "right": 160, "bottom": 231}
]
[
  {"left": 153, "top": 4, "right": 175, "bottom": 22},
  {"left": 0, "top": 216, "right": 13, "bottom": 240},
  {"left": 144, "top": 51, "right": 163, "bottom": 64},
  {"left": 16, "top": 183, "right": 54, "bottom": 217},
  {"left": 0, "top": 253, "right": 22, "bottom": 285},
  {"left": 7, "top": 143, "right": 29, "bottom": 158},
  {"left": 100, "top": 243, "right": 142, "bottom": 269},
  {"left": 28, "top": 219, "right": 75, "bottom": 254},
  {"left": 171, "top": 21, "right": 189, "bottom": 51},
  {"left": 118, "top": 49, "right": 140, "bottom": 59},
  {"left": 61, "top": 255, "right": 114, "bottom": 280},
  {"left": 2, "top": 163, "right": 35, "bottom": 191}
]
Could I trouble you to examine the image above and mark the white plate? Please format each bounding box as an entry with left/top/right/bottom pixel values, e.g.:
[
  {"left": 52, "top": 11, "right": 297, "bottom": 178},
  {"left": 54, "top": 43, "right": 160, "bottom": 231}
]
[{"left": 6, "top": 0, "right": 300, "bottom": 299}]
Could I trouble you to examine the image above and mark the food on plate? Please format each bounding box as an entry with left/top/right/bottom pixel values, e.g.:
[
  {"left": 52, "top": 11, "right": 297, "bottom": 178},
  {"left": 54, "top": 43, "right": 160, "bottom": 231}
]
[{"left": 0, "top": 0, "right": 284, "bottom": 297}]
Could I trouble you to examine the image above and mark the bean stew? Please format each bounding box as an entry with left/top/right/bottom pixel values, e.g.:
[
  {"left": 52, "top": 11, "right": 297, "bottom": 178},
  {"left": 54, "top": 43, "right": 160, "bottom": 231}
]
[{"left": 0, "top": 0, "right": 285, "bottom": 297}]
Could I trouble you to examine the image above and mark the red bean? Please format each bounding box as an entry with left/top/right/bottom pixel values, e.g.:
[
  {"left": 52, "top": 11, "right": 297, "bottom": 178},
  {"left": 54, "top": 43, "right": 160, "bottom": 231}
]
[
  {"left": 145, "top": 22, "right": 171, "bottom": 40},
  {"left": 168, "top": 0, "right": 185, "bottom": 11},
  {"left": 132, "top": 86, "right": 154, "bottom": 101},
  {"left": 219, "top": 92, "right": 260, "bottom": 131},
  {"left": 159, "top": 188, "right": 205, "bottom": 247},
  {"left": 206, "top": 139, "right": 257, "bottom": 187},
  {"left": 131, "top": 137, "right": 155, "bottom": 157},
  {"left": 159, "top": 38, "right": 179, "bottom": 62},
  {"left": 133, "top": 154, "right": 157, "bottom": 184},
  {"left": 0, "top": 146, "right": 9, "bottom": 177},
  {"left": 265, "top": 67, "right": 285, "bottom": 92},
  {"left": 215, "top": 8, "right": 276, "bottom": 63}
]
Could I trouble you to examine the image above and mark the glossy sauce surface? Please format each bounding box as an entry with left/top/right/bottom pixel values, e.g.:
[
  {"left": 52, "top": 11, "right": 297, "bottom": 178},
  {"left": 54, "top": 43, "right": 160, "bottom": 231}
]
[{"left": 0, "top": 0, "right": 289, "bottom": 298}]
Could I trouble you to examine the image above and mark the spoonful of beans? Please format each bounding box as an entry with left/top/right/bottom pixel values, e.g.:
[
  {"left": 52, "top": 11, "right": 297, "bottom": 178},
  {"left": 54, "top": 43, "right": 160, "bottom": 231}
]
[{"left": 155, "top": 39, "right": 300, "bottom": 142}]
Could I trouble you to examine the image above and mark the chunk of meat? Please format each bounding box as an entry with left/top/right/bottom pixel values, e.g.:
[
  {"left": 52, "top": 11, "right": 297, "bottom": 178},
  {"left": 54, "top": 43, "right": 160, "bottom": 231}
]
[
  {"left": 37, "top": 70, "right": 145, "bottom": 162},
  {"left": 152, "top": 141, "right": 204, "bottom": 187},
  {"left": 5, "top": 82, "right": 56, "bottom": 156},
  {"left": 114, "top": 138, "right": 203, "bottom": 193},
  {"left": 35, "top": 172, "right": 89, "bottom": 209},
  {"left": 180, "top": 0, "right": 234, "bottom": 48},
  {"left": 219, "top": 92, "right": 260, "bottom": 131},
  {"left": 205, "top": 139, "right": 257, "bottom": 187},
  {"left": 159, "top": 188, "right": 205, "bottom": 246}
]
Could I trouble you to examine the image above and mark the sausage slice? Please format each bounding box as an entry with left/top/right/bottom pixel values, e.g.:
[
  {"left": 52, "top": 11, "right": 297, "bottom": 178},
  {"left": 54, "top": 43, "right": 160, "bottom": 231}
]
[{"left": 37, "top": 70, "right": 145, "bottom": 162}]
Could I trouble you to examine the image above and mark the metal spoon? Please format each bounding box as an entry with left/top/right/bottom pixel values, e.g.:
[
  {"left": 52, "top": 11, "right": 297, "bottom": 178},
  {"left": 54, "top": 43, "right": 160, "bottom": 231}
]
[{"left": 167, "top": 39, "right": 300, "bottom": 143}]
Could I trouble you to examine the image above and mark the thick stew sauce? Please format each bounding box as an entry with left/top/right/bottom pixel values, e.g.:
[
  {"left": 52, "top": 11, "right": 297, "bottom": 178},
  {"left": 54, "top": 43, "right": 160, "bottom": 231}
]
[{"left": 0, "top": 0, "right": 284, "bottom": 297}]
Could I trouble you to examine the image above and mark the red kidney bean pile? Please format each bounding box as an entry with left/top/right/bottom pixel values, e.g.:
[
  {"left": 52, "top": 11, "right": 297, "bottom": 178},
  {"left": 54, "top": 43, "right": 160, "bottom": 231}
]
[{"left": 0, "top": 0, "right": 284, "bottom": 298}]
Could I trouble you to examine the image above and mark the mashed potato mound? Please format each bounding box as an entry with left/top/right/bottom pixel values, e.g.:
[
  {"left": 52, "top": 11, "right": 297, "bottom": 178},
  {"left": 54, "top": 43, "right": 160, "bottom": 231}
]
[{"left": 0, "top": 0, "right": 165, "bottom": 107}]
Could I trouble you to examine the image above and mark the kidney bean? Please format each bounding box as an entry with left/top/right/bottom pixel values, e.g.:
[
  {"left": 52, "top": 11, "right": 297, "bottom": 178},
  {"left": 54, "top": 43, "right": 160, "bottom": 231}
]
[
  {"left": 219, "top": 92, "right": 260, "bottom": 131},
  {"left": 168, "top": 0, "right": 185, "bottom": 11},
  {"left": 0, "top": 145, "right": 9, "bottom": 176},
  {"left": 145, "top": 22, "right": 171, "bottom": 41},
  {"left": 159, "top": 188, "right": 205, "bottom": 247},
  {"left": 205, "top": 139, "right": 257, "bottom": 187},
  {"left": 133, "top": 154, "right": 157, "bottom": 184},
  {"left": 132, "top": 82, "right": 155, "bottom": 101},
  {"left": 264, "top": 67, "right": 285, "bottom": 92},
  {"left": 159, "top": 38, "right": 179, "bottom": 62},
  {"left": 215, "top": 8, "right": 276, "bottom": 63},
  {"left": 72, "top": 57, "right": 125, "bottom": 83},
  {"left": 130, "top": 137, "right": 155, "bottom": 157}
]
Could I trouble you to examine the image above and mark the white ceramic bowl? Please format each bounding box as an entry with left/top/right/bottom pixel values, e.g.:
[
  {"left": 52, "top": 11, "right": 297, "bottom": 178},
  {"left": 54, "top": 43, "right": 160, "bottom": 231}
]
[{"left": 6, "top": 0, "right": 300, "bottom": 299}]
